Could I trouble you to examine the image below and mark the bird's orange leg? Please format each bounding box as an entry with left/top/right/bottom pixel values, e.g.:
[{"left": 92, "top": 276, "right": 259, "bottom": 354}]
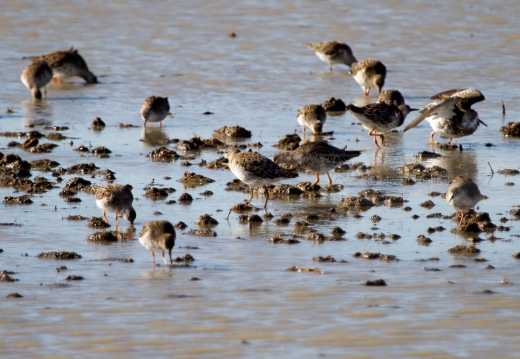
[
  {"left": 151, "top": 252, "right": 156, "bottom": 266},
  {"left": 369, "top": 128, "right": 382, "bottom": 149},
  {"left": 429, "top": 131, "right": 436, "bottom": 143},
  {"left": 102, "top": 210, "right": 109, "bottom": 223},
  {"left": 326, "top": 173, "right": 333, "bottom": 186},
  {"left": 312, "top": 173, "right": 320, "bottom": 186},
  {"left": 458, "top": 211, "right": 465, "bottom": 226},
  {"left": 244, "top": 187, "right": 254, "bottom": 205},
  {"left": 364, "top": 88, "right": 370, "bottom": 96},
  {"left": 448, "top": 138, "right": 453, "bottom": 145}
]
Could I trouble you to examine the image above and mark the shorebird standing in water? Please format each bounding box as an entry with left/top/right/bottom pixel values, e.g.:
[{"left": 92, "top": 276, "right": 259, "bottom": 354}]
[
  {"left": 306, "top": 41, "right": 357, "bottom": 72},
  {"left": 95, "top": 183, "right": 136, "bottom": 226},
  {"left": 297, "top": 104, "right": 327, "bottom": 137},
  {"left": 141, "top": 96, "right": 170, "bottom": 127},
  {"left": 348, "top": 59, "right": 386, "bottom": 96},
  {"left": 403, "top": 88, "right": 486, "bottom": 144},
  {"left": 225, "top": 147, "right": 298, "bottom": 210},
  {"left": 20, "top": 61, "right": 53, "bottom": 100},
  {"left": 446, "top": 176, "right": 482, "bottom": 227},
  {"left": 139, "top": 220, "right": 175, "bottom": 266},
  {"left": 23, "top": 47, "right": 97, "bottom": 84},
  {"left": 274, "top": 141, "right": 361, "bottom": 186},
  {"left": 347, "top": 90, "right": 417, "bottom": 148}
]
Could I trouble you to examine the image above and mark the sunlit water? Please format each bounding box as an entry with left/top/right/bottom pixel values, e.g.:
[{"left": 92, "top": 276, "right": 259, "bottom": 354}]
[{"left": 1, "top": 1, "right": 520, "bottom": 358}]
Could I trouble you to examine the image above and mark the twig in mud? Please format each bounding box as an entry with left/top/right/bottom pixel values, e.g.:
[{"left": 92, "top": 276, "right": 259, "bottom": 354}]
[
  {"left": 0, "top": 220, "right": 21, "bottom": 227},
  {"left": 487, "top": 162, "right": 494, "bottom": 175},
  {"left": 502, "top": 101, "right": 506, "bottom": 117}
]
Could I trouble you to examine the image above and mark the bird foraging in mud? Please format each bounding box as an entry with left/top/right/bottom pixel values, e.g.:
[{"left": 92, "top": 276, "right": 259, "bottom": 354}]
[
  {"left": 225, "top": 147, "right": 298, "bottom": 210},
  {"left": 305, "top": 40, "right": 357, "bottom": 72},
  {"left": 348, "top": 59, "right": 387, "bottom": 96},
  {"left": 95, "top": 183, "right": 136, "bottom": 226},
  {"left": 23, "top": 47, "right": 97, "bottom": 84},
  {"left": 20, "top": 60, "right": 53, "bottom": 100},
  {"left": 346, "top": 91, "right": 417, "bottom": 148},
  {"left": 446, "top": 175, "right": 482, "bottom": 227},
  {"left": 274, "top": 140, "right": 361, "bottom": 186},
  {"left": 139, "top": 220, "right": 176, "bottom": 266}
]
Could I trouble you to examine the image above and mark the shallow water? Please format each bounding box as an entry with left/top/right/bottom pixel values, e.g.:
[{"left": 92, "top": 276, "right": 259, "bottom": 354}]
[{"left": 1, "top": 1, "right": 520, "bottom": 358}]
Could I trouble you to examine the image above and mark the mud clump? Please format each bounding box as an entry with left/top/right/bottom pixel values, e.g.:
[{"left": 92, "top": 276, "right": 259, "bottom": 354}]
[
  {"left": 86, "top": 231, "right": 118, "bottom": 242},
  {"left": 321, "top": 97, "right": 346, "bottom": 112},
  {"left": 61, "top": 177, "right": 92, "bottom": 195},
  {"left": 37, "top": 251, "right": 82, "bottom": 259},
  {"left": 3, "top": 194, "right": 33, "bottom": 205},
  {"left": 500, "top": 122, "right": 520, "bottom": 137},
  {"left": 5, "top": 293, "right": 23, "bottom": 298},
  {"left": 238, "top": 214, "right": 263, "bottom": 224},
  {"left": 178, "top": 172, "right": 215, "bottom": 187},
  {"left": 91, "top": 117, "right": 106, "bottom": 129},
  {"left": 30, "top": 159, "right": 60, "bottom": 171},
  {"left": 195, "top": 214, "right": 219, "bottom": 227},
  {"left": 417, "top": 235, "right": 433, "bottom": 246},
  {"left": 186, "top": 228, "right": 217, "bottom": 237},
  {"left": 66, "top": 275, "right": 84, "bottom": 281},
  {"left": 353, "top": 252, "right": 398, "bottom": 261},
  {"left": 178, "top": 193, "right": 193, "bottom": 202},
  {"left": 313, "top": 255, "right": 337, "bottom": 263},
  {"left": 88, "top": 217, "right": 111, "bottom": 229},
  {"left": 175, "top": 136, "right": 225, "bottom": 151},
  {"left": 174, "top": 254, "right": 195, "bottom": 262},
  {"left": 146, "top": 147, "right": 180, "bottom": 162},
  {"left": 365, "top": 279, "right": 387, "bottom": 286},
  {"left": 268, "top": 233, "right": 300, "bottom": 244},
  {"left": 498, "top": 169, "right": 520, "bottom": 175},
  {"left": 206, "top": 157, "right": 228, "bottom": 169},
  {"left": 213, "top": 126, "right": 252, "bottom": 138},
  {"left": 0, "top": 153, "right": 31, "bottom": 175},
  {"left": 420, "top": 200, "right": 435, "bottom": 209},
  {"left": 91, "top": 147, "right": 112, "bottom": 157},
  {"left": 66, "top": 163, "right": 99, "bottom": 174},
  {"left": 415, "top": 151, "right": 442, "bottom": 159},
  {"left": 448, "top": 245, "right": 481, "bottom": 256},
  {"left": 337, "top": 196, "right": 375, "bottom": 211},
  {"left": 273, "top": 134, "right": 301, "bottom": 150},
  {"left": 174, "top": 221, "right": 188, "bottom": 230},
  {"left": 1, "top": 271, "right": 18, "bottom": 282},
  {"left": 144, "top": 187, "right": 174, "bottom": 199}
]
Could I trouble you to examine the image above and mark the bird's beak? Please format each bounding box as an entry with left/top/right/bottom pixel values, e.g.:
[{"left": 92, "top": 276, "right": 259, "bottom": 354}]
[
  {"left": 409, "top": 108, "right": 419, "bottom": 112},
  {"left": 478, "top": 119, "right": 488, "bottom": 127}
]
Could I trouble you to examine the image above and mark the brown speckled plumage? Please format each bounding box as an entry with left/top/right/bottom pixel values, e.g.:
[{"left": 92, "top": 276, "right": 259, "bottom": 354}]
[
  {"left": 23, "top": 47, "right": 97, "bottom": 84},
  {"left": 141, "top": 96, "right": 170, "bottom": 127},
  {"left": 297, "top": 104, "right": 327, "bottom": 136},
  {"left": 349, "top": 59, "right": 387, "bottom": 96},
  {"left": 20, "top": 61, "right": 52, "bottom": 100},
  {"left": 306, "top": 41, "right": 357, "bottom": 72},
  {"left": 139, "top": 220, "right": 176, "bottom": 266},
  {"left": 225, "top": 147, "right": 298, "bottom": 209},
  {"left": 274, "top": 141, "right": 361, "bottom": 186},
  {"left": 95, "top": 183, "right": 136, "bottom": 225},
  {"left": 377, "top": 90, "right": 405, "bottom": 107},
  {"left": 347, "top": 101, "right": 417, "bottom": 148}
]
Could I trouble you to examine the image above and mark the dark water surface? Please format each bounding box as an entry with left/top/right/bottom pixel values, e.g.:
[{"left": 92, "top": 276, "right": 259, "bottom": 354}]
[{"left": 1, "top": 1, "right": 520, "bottom": 358}]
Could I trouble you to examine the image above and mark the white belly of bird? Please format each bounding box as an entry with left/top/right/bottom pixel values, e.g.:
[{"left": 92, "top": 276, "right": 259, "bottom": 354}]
[
  {"left": 352, "top": 69, "right": 369, "bottom": 88},
  {"left": 139, "top": 234, "right": 164, "bottom": 252},
  {"left": 451, "top": 192, "right": 480, "bottom": 212}
]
